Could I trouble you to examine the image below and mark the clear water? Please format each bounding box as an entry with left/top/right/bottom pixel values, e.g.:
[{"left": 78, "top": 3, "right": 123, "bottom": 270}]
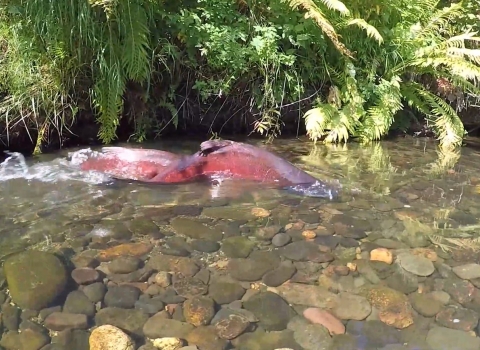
[{"left": 1, "top": 136, "right": 480, "bottom": 349}]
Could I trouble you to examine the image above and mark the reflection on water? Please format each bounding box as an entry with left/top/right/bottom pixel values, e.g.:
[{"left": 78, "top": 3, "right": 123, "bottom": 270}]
[{"left": 0, "top": 136, "right": 480, "bottom": 349}]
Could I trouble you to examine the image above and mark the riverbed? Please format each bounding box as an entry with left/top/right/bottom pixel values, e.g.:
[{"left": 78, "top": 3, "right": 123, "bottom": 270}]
[{"left": 0, "top": 136, "right": 478, "bottom": 350}]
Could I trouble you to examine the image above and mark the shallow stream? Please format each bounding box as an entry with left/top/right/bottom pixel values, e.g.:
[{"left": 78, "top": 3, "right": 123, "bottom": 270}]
[{"left": 0, "top": 136, "right": 479, "bottom": 350}]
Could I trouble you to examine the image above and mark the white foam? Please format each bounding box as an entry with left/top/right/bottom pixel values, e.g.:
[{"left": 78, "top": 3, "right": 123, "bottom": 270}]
[{"left": 0, "top": 150, "right": 112, "bottom": 184}]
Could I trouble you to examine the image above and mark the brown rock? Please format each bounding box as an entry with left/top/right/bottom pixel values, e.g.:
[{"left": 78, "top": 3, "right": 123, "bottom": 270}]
[
  {"left": 186, "top": 326, "right": 228, "bottom": 350},
  {"left": 215, "top": 314, "right": 250, "bottom": 340},
  {"left": 276, "top": 283, "right": 339, "bottom": 308},
  {"left": 146, "top": 255, "right": 199, "bottom": 277},
  {"left": 435, "top": 306, "right": 479, "bottom": 332},
  {"left": 303, "top": 308, "right": 345, "bottom": 335},
  {"left": 251, "top": 208, "right": 271, "bottom": 218},
  {"left": 173, "top": 277, "right": 208, "bottom": 298},
  {"left": 184, "top": 296, "right": 216, "bottom": 326},
  {"left": 302, "top": 230, "right": 317, "bottom": 240},
  {"left": 44, "top": 312, "right": 88, "bottom": 331},
  {"left": 97, "top": 243, "right": 153, "bottom": 262},
  {"left": 117, "top": 282, "right": 149, "bottom": 292},
  {"left": 369, "top": 248, "right": 393, "bottom": 265},
  {"left": 360, "top": 286, "right": 414, "bottom": 329},
  {"left": 71, "top": 254, "right": 99, "bottom": 269},
  {"left": 334, "top": 266, "right": 350, "bottom": 276},
  {"left": 412, "top": 248, "right": 438, "bottom": 262},
  {"left": 72, "top": 268, "right": 101, "bottom": 285}
]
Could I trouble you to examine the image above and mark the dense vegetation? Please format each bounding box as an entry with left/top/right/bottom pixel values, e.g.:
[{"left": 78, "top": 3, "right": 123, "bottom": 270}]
[{"left": 0, "top": 0, "right": 479, "bottom": 154}]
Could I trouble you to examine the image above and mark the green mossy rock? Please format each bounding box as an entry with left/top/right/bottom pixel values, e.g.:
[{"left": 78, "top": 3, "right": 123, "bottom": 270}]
[{"left": 4, "top": 250, "right": 67, "bottom": 310}]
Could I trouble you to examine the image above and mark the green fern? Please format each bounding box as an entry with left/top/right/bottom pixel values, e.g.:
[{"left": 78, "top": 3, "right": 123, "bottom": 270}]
[{"left": 299, "top": 0, "right": 480, "bottom": 149}]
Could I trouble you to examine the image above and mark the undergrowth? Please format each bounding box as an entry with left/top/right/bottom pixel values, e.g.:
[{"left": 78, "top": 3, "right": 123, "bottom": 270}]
[{"left": 0, "top": 0, "right": 479, "bottom": 152}]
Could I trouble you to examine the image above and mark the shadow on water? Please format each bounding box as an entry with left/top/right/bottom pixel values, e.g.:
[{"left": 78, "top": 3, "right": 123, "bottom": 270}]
[{"left": 0, "top": 136, "right": 480, "bottom": 349}]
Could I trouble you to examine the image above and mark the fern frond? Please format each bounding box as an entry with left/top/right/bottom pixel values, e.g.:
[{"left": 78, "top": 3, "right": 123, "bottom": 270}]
[
  {"left": 92, "top": 46, "right": 126, "bottom": 143},
  {"left": 324, "top": 108, "right": 357, "bottom": 143},
  {"left": 448, "top": 75, "right": 480, "bottom": 95},
  {"left": 287, "top": 0, "right": 349, "bottom": 15},
  {"left": 120, "top": 0, "right": 151, "bottom": 81},
  {"left": 400, "top": 82, "right": 432, "bottom": 115},
  {"left": 304, "top": 102, "right": 339, "bottom": 142},
  {"left": 416, "top": 88, "right": 465, "bottom": 149},
  {"left": 418, "top": 2, "right": 465, "bottom": 38},
  {"left": 446, "top": 47, "right": 480, "bottom": 65},
  {"left": 282, "top": 0, "right": 353, "bottom": 57},
  {"left": 346, "top": 18, "right": 384, "bottom": 44},
  {"left": 358, "top": 76, "right": 403, "bottom": 143}
]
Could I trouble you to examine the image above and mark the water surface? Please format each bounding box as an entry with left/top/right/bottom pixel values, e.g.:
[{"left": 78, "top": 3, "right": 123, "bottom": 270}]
[{"left": 0, "top": 136, "right": 479, "bottom": 350}]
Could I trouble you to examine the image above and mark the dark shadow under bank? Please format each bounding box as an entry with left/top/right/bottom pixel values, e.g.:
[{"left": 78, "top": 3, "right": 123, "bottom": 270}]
[{"left": 2, "top": 106, "right": 480, "bottom": 161}]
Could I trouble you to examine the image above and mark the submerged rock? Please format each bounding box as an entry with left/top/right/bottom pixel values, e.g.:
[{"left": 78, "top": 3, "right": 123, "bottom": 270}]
[
  {"left": 89, "top": 324, "right": 135, "bottom": 350},
  {"left": 4, "top": 250, "right": 67, "bottom": 310},
  {"left": 243, "top": 291, "right": 296, "bottom": 331},
  {"left": 426, "top": 326, "right": 480, "bottom": 350},
  {"left": 359, "top": 285, "right": 414, "bottom": 329}
]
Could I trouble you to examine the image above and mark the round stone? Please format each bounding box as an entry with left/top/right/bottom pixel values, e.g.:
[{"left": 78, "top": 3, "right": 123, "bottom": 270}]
[
  {"left": 397, "top": 253, "right": 435, "bottom": 276},
  {"left": 89, "top": 325, "right": 135, "bottom": 350},
  {"left": 4, "top": 251, "right": 67, "bottom": 310}
]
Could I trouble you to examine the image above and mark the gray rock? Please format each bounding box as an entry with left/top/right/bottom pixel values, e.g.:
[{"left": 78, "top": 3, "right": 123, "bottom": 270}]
[
  {"left": 44, "top": 312, "right": 88, "bottom": 331},
  {"left": 428, "top": 291, "right": 450, "bottom": 305},
  {"left": 63, "top": 291, "right": 95, "bottom": 317},
  {"left": 397, "top": 253, "right": 435, "bottom": 277},
  {"left": 452, "top": 263, "right": 480, "bottom": 280},
  {"left": 386, "top": 269, "right": 419, "bottom": 294},
  {"left": 233, "top": 329, "right": 301, "bottom": 350},
  {"left": 38, "top": 306, "right": 62, "bottom": 322},
  {"left": 208, "top": 281, "right": 246, "bottom": 305},
  {"left": 221, "top": 236, "right": 255, "bottom": 258},
  {"left": 71, "top": 268, "right": 101, "bottom": 285},
  {"left": 52, "top": 328, "right": 89, "bottom": 350},
  {"left": 255, "top": 225, "right": 282, "bottom": 240},
  {"left": 262, "top": 262, "right": 297, "bottom": 287},
  {"left": 347, "top": 320, "right": 402, "bottom": 348},
  {"left": 276, "top": 283, "right": 339, "bottom": 308},
  {"left": 228, "top": 251, "right": 280, "bottom": 282},
  {"left": 2, "top": 303, "right": 20, "bottom": 331},
  {"left": 356, "top": 260, "right": 381, "bottom": 284},
  {"left": 143, "top": 315, "right": 194, "bottom": 339},
  {"left": 134, "top": 298, "right": 165, "bottom": 315},
  {"left": 108, "top": 256, "right": 142, "bottom": 274},
  {"left": 190, "top": 240, "right": 220, "bottom": 253},
  {"left": 107, "top": 265, "right": 154, "bottom": 283},
  {"left": 426, "top": 326, "right": 480, "bottom": 350},
  {"left": 19, "top": 328, "right": 50, "bottom": 350},
  {"left": 170, "top": 217, "right": 223, "bottom": 241},
  {"left": 95, "top": 307, "right": 149, "bottom": 337},
  {"left": 104, "top": 285, "right": 141, "bottom": 308},
  {"left": 293, "top": 324, "right": 332, "bottom": 350},
  {"left": 280, "top": 241, "right": 334, "bottom": 263},
  {"left": 243, "top": 291, "right": 296, "bottom": 331},
  {"left": 81, "top": 282, "right": 107, "bottom": 303},
  {"left": 409, "top": 293, "right": 442, "bottom": 317},
  {"left": 272, "top": 233, "right": 291, "bottom": 247},
  {"left": 331, "top": 292, "right": 372, "bottom": 320},
  {"left": 0, "top": 331, "right": 21, "bottom": 349}
]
